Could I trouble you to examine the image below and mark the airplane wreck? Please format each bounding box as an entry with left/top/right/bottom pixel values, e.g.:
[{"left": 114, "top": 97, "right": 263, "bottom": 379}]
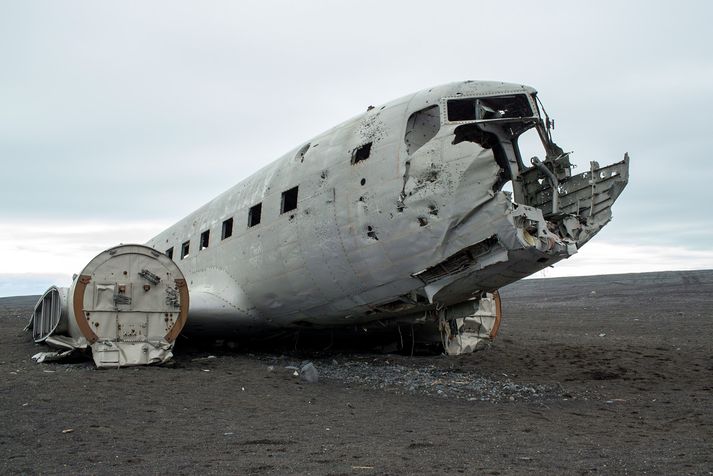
[{"left": 29, "top": 81, "right": 629, "bottom": 367}]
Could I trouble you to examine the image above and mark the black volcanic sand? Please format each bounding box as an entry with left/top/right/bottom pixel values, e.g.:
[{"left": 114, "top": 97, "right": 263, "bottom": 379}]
[{"left": 1, "top": 270, "right": 712, "bottom": 475}]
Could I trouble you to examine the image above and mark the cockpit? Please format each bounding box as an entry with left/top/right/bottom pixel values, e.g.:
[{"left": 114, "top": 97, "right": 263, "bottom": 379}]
[
  {"left": 441, "top": 91, "right": 570, "bottom": 212},
  {"left": 445, "top": 94, "right": 537, "bottom": 123}
]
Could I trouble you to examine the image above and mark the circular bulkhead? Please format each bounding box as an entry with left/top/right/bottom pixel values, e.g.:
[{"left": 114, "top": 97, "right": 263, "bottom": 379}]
[{"left": 72, "top": 244, "right": 189, "bottom": 366}]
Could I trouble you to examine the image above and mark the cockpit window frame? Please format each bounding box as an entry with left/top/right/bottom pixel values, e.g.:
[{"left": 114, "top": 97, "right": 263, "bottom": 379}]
[{"left": 441, "top": 93, "right": 540, "bottom": 125}]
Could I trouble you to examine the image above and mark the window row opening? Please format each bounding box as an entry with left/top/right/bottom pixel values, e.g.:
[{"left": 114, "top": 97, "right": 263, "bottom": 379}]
[{"left": 164, "top": 185, "right": 299, "bottom": 260}]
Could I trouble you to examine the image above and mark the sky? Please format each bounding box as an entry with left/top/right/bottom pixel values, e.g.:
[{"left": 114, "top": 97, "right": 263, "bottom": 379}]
[{"left": 1, "top": 0, "right": 712, "bottom": 297}]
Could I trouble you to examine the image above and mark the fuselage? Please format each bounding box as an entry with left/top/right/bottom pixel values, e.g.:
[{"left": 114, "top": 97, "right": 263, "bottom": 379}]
[
  {"left": 146, "top": 80, "right": 628, "bottom": 331},
  {"left": 29, "top": 80, "right": 628, "bottom": 366}
]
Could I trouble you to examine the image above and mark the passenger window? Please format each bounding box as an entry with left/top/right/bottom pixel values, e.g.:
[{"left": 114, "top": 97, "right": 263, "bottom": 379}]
[
  {"left": 248, "top": 203, "right": 262, "bottom": 227},
  {"left": 165, "top": 247, "right": 174, "bottom": 259},
  {"left": 180, "top": 241, "right": 190, "bottom": 259},
  {"left": 200, "top": 230, "right": 210, "bottom": 250},
  {"left": 281, "top": 187, "right": 298, "bottom": 213},
  {"left": 221, "top": 218, "right": 233, "bottom": 240}
]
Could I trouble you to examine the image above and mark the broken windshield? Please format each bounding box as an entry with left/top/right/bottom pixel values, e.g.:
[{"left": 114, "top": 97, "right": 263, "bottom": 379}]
[{"left": 446, "top": 94, "right": 536, "bottom": 123}]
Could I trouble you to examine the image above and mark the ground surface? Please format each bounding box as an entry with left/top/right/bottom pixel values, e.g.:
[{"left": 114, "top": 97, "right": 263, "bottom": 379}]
[{"left": 1, "top": 270, "right": 711, "bottom": 475}]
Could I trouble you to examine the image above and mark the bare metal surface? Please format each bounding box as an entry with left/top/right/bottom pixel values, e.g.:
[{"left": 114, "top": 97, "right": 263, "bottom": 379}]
[
  {"left": 30, "top": 245, "right": 188, "bottom": 367},
  {"left": 31, "top": 81, "right": 629, "bottom": 364},
  {"left": 144, "top": 82, "right": 628, "bottom": 342},
  {"left": 75, "top": 245, "right": 189, "bottom": 367},
  {"left": 30, "top": 286, "right": 67, "bottom": 343}
]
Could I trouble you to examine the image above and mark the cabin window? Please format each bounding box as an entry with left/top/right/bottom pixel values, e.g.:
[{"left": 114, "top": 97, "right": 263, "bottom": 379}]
[
  {"left": 447, "top": 98, "right": 477, "bottom": 121},
  {"left": 281, "top": 186, "right": 298, "bottom": 213},
  {"left": 165, "top": 247, "right": 174, "bottom": 259},
  {"left": 221, "top": 218, "right": 233, "bottom": 240},
  {"left": 200, "top": 230, "right": 210, "bottom": 250},
  {"left": 181, "top": 241, "right": 190, "bottom": 259},
  {"left": 405, "top": 105, "right": 440, "bottom": 155},
  {"left": 447, "top": 94, "right": 534, "bottom": 122},
  {"left": 248, "top": 203, "right": 262, "bottom": 227},
  {"left": 477, "top": 95, "right": 533, "bottom": 120},
  {"left": 351, "top": 142, "right": 372, "bottom": 164}
]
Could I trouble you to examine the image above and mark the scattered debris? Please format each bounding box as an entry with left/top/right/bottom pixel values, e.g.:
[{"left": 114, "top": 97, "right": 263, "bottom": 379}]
[
  {"left": 31, "top": 350, "right": 75, "bottom": 364},
  {"left": 261, "top": 356, "right": 563, "bottom": 403},
  {"left": 300, "top": 362, "right": 319, "bottom": 383}
]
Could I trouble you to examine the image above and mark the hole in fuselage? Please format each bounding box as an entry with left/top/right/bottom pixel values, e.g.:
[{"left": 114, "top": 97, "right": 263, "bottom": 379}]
[{"left": 352, "top": 143, "right": 372, "bottom": 164}]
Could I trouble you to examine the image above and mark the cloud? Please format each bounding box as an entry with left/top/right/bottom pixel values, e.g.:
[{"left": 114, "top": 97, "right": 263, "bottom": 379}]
[
  {"left": 0, "top": 220, "right": 168, "bottom": 276},
  {"left": 0, "top": 273, "right": 71, "bottom": 299},
  {"left": 532, "top": 242, "right": 713, "bottom": 278},
  {"left": 1, "top": 0, "right": 711, "bottom": 295}
]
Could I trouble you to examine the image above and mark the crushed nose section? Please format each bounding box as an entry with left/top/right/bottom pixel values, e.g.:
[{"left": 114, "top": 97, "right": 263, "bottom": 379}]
[
  {"left": 30, "top": 244, "right": 189, "bottom": 368},
  {"left": 522, "top": 153, "right": 630, "bottom": 248}
]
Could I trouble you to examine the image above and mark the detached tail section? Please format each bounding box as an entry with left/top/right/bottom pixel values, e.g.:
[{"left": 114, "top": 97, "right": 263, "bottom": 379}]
[{"left": 29, "top": 244, "right": 188, "bottom": 368}]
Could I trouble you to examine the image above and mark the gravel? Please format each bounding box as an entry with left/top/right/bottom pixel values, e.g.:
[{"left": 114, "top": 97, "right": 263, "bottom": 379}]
[{"left": 257, "top": 355, "right": 564, "bottom": 403}]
